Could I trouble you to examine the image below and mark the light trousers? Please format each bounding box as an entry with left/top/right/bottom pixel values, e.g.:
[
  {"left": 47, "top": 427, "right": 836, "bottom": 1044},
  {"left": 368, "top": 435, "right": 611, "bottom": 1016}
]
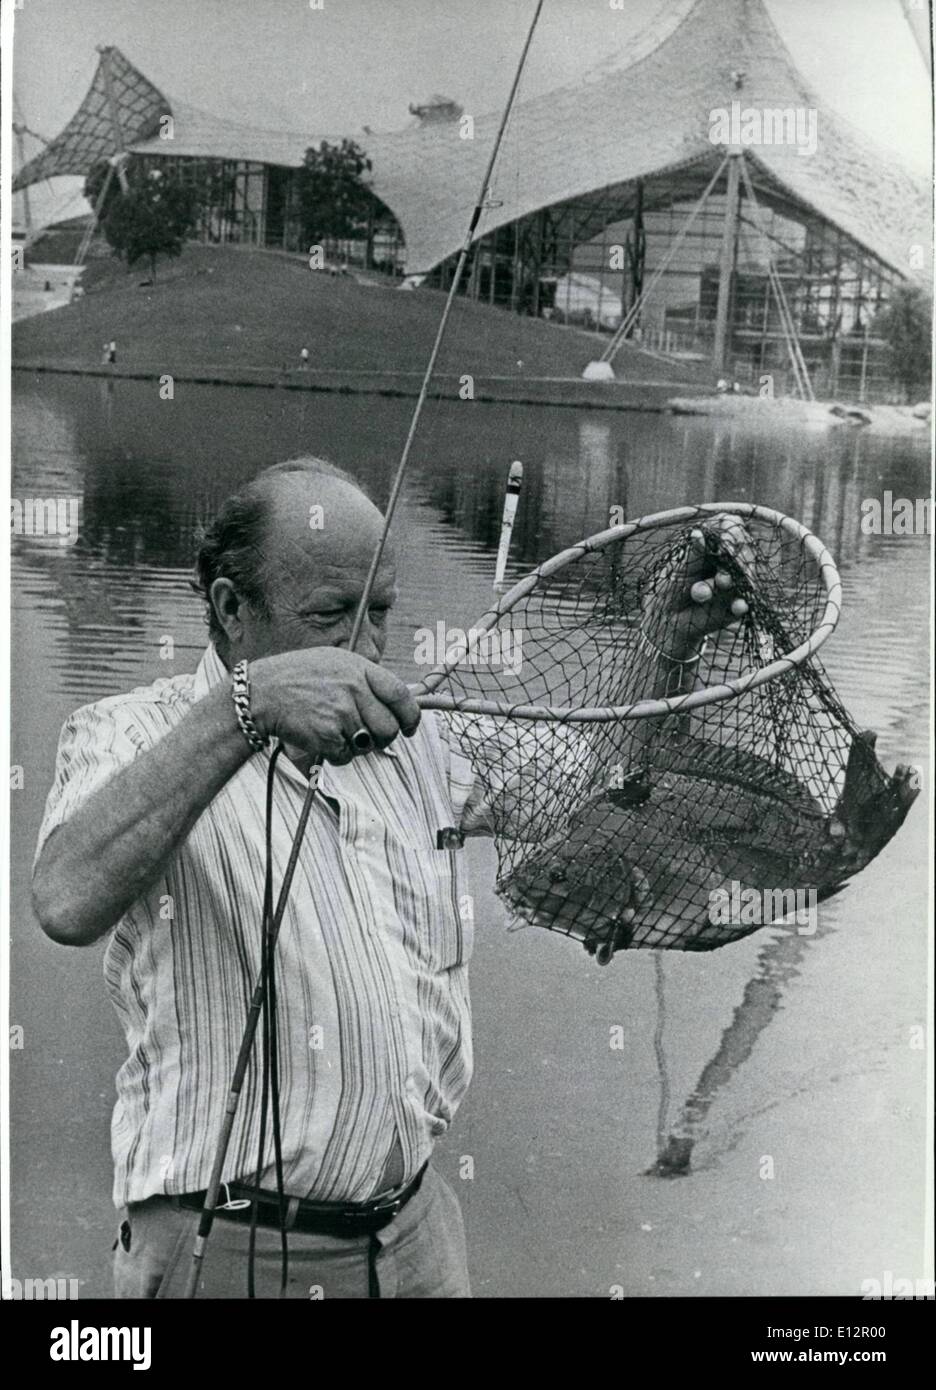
[{"left": 113, "top": 1164, "right": 471, "bottom": 1299}]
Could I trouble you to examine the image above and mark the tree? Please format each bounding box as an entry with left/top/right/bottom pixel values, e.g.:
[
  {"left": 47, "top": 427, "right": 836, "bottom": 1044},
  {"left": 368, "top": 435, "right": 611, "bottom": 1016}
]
[
  {"left": 99, "top": 167, "right": 199, "bottom": 280},
  {"left": 295, "top": 139, "right": 375, "bottom": 250},
  {"left": 873, "top": 283, "right": 933, "bottom": 402},
  {"left": 84, "top": 159, "right": 123, "bottom": 220}
]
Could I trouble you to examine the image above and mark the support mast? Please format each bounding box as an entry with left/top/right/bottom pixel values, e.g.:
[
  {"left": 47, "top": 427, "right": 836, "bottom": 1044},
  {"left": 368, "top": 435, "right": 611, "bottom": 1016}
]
[{"left": 712, "top": 150, "right": 742, "bottom": 375}]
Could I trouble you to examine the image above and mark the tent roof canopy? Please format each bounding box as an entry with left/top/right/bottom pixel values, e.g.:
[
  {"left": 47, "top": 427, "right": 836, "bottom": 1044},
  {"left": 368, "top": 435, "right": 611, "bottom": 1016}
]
[
  {"left": 12, "top": 44, "right": 326, "bottom": 191},
  {"left": 129, "top": 101, "right": 326, "bottom": 168},
  {"left": 13, "top": 2, "right": 929, "bottom": 283},
  {"left": 12, "top": 47, "right": 169, "bottom": 190},
  {"left": 363, "top": 0, "right": 929, "bottom": 280}
]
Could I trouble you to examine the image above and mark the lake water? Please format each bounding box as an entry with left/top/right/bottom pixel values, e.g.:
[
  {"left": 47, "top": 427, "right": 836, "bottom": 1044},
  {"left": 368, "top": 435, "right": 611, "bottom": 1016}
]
[{"left": 10, "top": 373, "right": 931, "bottom": 1296}]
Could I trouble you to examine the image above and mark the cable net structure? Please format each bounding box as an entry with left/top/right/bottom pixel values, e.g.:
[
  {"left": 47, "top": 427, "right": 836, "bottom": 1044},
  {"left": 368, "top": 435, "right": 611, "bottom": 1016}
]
[
  {"left": 12, "top": 47, "right": 168, "bottom": 192},
  {"left": 415, "top": 504, "right": 918, "bottom": 958}
]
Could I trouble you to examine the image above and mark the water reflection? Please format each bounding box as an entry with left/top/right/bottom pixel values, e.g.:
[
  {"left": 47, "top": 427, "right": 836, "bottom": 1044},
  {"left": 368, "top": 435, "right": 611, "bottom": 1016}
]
[
  {"left": 12, "top": 372, "right": 929, "bottom": 710},
  {"left": 422, "top": 409, "right": 929, "bottom": 580}
]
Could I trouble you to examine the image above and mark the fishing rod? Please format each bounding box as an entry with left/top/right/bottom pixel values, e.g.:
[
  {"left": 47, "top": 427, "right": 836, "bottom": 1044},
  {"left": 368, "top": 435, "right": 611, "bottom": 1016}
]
[
  {"left": 183, "top": 0, "right": 546, "bottom": 1298},
  {"left": 347, "top": 0, "right": 545, "bottom": 648}
]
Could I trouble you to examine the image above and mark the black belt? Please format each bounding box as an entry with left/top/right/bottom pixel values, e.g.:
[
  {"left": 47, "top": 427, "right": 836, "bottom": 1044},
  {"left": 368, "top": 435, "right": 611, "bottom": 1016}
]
[{"left": 177, "top": 1163, "right": 427, "bottom": 1239}]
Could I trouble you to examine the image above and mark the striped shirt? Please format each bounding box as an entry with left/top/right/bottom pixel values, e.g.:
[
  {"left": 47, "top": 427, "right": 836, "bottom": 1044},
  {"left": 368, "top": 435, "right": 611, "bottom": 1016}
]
[{"left": 35, "top": 643, "right": 490, "bottom": 1209}]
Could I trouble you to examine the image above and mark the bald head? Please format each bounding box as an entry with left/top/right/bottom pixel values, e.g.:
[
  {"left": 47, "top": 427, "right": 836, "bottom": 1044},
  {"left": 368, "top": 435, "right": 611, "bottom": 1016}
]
[
  {"left": 263, "top": 467, "right": 387, "bottom": 580},
  {"left": 196, "top": 458, "right": 397, "bottom": 665}
]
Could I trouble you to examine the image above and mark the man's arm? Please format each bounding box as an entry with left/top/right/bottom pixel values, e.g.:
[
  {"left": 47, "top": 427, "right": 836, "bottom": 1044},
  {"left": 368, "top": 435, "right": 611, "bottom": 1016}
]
[
  {"left": 33, "top": 682, "right": 254, "bottom": 947},
  {"left": 33, "top": 648, "right": 420, "bottom": 947}
]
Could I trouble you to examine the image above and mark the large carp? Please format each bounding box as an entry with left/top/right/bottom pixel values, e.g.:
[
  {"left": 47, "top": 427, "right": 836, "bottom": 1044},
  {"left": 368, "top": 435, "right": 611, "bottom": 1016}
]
[{"left": 499, "top": 728, "right": 919, "bottom": 956}]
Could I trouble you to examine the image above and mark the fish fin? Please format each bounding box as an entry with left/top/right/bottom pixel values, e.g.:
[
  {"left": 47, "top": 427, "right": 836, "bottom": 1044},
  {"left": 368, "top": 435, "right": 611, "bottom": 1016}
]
[{"left": 839, "top": 730, "right": 887, "bottom": 830}]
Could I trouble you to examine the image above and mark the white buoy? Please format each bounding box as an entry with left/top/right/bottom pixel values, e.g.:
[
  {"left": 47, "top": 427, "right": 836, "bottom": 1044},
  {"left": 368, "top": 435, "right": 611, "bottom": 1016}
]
[
  {"left": 582, "top": 361, "right": 615, "bottom": 382},
  {"left": 494, "top": 460, "right": 523, "bottom": 594}
]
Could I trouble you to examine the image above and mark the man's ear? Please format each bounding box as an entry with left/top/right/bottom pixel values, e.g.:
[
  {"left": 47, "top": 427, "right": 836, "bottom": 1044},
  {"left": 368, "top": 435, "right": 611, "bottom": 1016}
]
[{"left": 210, "top": 577, "right": 246, "bottom": 647}]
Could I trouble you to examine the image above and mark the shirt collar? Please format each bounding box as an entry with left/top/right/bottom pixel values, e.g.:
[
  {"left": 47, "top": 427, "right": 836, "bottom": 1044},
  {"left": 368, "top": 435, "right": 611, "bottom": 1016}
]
[
  {"left": 193, "top": 642, "right": 228, "bottom": 699},
  {"left": 192, "top": 644, "right": 400, "bottom": 759}
]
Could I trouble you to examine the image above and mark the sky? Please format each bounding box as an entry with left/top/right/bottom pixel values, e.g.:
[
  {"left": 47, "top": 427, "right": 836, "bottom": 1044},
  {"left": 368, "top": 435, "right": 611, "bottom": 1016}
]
[{"left": 11, "top": 0, "right": 934, "bottom": 231}]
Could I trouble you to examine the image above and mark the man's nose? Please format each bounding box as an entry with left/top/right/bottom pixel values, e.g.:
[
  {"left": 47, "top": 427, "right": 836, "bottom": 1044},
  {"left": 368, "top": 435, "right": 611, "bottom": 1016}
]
[
  {"left": 354, "top": 636, "right": 381, "bottom": 663},
  {"left": 339, "top": 620, "right": 382, "bottom": 663}
]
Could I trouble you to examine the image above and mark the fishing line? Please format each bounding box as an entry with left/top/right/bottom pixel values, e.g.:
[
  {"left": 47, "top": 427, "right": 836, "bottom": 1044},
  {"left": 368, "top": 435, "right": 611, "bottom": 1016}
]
[
  {"left": 347, "top": 0, "right": 545, "bottom": 651},
  {"left": 247, "top": 747, "right": 276, "bottom": 1296},
  {"left": 652, "top": 952, "right": 670, "bottom": 1158},
  {"left": 266, "top": 867, "right": 289, "bottom": 1293},
  {"left": 183, "top": 0, "right": 547, "bottom": 1299},
  {"left": 182, "top": 756, "right": 322, "bottom": 1298},
  {"left": 248, "top": 743, "right": 288, "bottom": 1297},
  {"left": 491, "top": 94, "right": 529, "bottom": 602}
]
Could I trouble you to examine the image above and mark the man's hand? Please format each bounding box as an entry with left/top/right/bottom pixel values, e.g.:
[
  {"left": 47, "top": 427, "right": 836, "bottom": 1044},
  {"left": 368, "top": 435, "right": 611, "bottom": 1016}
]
[
  {"left": 34, "top": 650, "right": 420, "bottom": 945},
  {"left": 250, "top": 648, "right": 421, "bottom": 765},
  {"left": 640, "top": 514, "right": 756, "bottom": 661}
]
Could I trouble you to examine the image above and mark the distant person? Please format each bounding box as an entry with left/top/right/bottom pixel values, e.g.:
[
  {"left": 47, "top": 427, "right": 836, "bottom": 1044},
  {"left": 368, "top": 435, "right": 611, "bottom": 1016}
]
[{"left": 299, "top": 347, "right": 310, "bottom": 370}]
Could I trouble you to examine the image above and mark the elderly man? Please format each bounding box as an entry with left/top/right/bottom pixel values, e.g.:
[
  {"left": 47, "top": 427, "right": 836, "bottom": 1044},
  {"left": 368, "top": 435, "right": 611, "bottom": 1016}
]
[{"left": 33, "top": 457, "right": 745, "bottom": 1300}]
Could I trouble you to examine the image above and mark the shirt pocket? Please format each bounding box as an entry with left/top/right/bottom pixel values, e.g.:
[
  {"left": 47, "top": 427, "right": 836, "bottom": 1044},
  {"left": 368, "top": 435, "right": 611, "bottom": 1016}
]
[{"left": 385, "top": 831, "right": 474, "bottom": 974}]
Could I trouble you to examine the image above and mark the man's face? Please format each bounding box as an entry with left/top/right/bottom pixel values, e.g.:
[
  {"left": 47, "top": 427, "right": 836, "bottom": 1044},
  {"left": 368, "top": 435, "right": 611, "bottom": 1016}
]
[
  {"left": 248, "top": 554, "right": 398, "bottom": 665},
  {"left": 228, "top": 473, "right": 397, "bottom": 666}
]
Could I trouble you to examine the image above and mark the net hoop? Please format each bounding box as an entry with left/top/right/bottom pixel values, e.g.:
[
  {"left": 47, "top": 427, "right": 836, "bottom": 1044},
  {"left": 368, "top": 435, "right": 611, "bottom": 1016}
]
[{"left": 411, "top": 502, "right": 843, "bottom": 722}]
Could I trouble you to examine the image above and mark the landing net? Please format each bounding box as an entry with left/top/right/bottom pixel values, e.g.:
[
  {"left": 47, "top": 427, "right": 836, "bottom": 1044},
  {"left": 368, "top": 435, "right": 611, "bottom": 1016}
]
[{"left": 413, "top": 503, "right": 909, "bottom": 956}]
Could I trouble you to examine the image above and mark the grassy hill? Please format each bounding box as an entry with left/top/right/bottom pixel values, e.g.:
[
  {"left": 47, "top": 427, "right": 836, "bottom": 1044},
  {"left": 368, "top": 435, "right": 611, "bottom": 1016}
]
[{"left": 13, "top": 244, "right": 707, "bottom": 388}]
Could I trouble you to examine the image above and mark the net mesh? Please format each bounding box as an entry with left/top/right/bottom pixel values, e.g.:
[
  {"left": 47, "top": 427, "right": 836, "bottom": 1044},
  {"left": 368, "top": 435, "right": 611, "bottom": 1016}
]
[{"left": 420, "top": 507, "right": 913, "bottom": 955}]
